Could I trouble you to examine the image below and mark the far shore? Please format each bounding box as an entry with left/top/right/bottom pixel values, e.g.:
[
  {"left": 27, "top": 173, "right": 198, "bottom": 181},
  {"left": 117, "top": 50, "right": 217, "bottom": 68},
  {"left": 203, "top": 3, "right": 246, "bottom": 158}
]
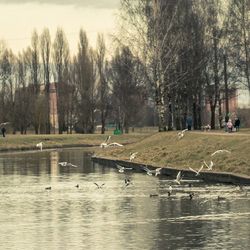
[{"left": 0, "top": 128, "right": 250, "bottom": 178}]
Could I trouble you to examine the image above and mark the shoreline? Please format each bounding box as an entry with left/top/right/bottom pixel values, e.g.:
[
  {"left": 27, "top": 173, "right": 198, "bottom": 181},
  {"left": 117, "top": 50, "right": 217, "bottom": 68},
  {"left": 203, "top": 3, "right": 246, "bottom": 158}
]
[{"left": 91, "top": 156, "right": 250, "bottom": 185}]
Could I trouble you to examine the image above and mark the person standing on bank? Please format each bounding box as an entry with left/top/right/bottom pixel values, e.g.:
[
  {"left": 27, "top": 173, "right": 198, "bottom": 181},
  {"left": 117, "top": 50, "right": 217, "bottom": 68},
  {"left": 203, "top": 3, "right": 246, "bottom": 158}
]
[
  {"left": 186, "top": 115, "right": 193, "bottom": 131},
  {"left": 234, "top": 117, "right": 240, "bottom": 132},
  {"left": 1, "top": 127, "right": 6, "bottom": 137}
]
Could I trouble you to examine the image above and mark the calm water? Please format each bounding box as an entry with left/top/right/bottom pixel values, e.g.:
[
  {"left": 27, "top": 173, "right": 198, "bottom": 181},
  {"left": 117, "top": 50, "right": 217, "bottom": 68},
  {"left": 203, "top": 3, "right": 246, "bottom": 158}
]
[{"left": 0, "top": 148, "right": 249, "bottom": 250}]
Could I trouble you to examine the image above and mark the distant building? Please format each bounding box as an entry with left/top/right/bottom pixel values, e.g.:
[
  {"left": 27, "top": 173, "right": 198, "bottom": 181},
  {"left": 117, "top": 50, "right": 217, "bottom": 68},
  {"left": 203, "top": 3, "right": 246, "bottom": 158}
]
[
  {"left": 204, "top": 86, "right": 250, "bottom": 127},
  {"left": 49, "top": 83, "right": 59, "bottom": 134}
]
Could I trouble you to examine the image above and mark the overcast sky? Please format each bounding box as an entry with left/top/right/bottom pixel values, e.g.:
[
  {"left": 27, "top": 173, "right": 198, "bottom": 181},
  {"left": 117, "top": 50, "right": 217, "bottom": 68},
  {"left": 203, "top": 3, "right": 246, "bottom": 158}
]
[{"left": 0, "top": 0, "right": 119, "bottom": 54}]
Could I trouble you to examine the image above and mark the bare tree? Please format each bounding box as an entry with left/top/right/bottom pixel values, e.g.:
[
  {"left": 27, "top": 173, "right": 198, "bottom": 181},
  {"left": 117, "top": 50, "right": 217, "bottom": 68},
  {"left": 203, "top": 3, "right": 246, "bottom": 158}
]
[
  {"left": 95, "top": 33, "right": 109, "bottom": 134},
  {"left": 73, "top": 29, "right": 95, "bottom": 133},
  {"left": 52, "top": 27, "right": 70, "bottom": 133},
  {"left": 40, "top": 27, "right": 51, "bottom": 133}
]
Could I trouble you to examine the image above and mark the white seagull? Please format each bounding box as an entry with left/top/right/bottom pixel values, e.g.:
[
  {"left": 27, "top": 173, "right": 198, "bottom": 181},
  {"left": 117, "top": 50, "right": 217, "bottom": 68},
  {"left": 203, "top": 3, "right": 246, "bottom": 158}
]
[
  {"left": 0, "top": 122, "right": 10, "bottom": 127},
  {"left": 142, "top": 166, "right": 153, "bottom": 176},
  {"left": 116, "top": 163, "right": 133, "bottom": 173},
  {"left": 58, "top": 162, "right": 78, "bottom": 168},
  {"left": 177, "top": 129, "right": 188, "bottom": 139},
  {"left": 36, "top": 142, "right": 43, "bottom": 151},
  {"left": 100, "top": 135, "right": 111, "bottom": 148},
  {"left": 174, "top": 171, "right": 182, "bottom": 185},
  {"left": 203, "top": 160, "right": 214, "bottom": 170},
  {"left": 189, "top": 164, "right": 204, "bottom": 176},
  {"left": 107, "top": 142, "right": 124, "bottom": 147},
  {"left": 129, "top": 152, "right": 138, "bottom": 161},
  {"left": 100, "top": 142, "right": 124, "bottom": 148},
  {"left": 211, "top": 149, "right": 231, "bottom": 157}
]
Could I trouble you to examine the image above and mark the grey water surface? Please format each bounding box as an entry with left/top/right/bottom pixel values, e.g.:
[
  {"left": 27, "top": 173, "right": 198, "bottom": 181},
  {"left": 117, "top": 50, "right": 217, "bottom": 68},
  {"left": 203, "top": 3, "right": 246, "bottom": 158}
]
[{"left": 0, "top": 148, "right": 249, "bottom": 250}]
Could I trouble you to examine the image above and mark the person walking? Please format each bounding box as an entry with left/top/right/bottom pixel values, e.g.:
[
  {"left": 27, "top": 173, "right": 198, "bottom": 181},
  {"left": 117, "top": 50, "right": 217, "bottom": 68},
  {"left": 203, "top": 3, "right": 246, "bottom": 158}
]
[
  {"left": 227, "top": 119, "right": 233, "bottom": 133},
  {"left": 186, "top": 115, "right": 193, "bottom": 131},
  {"left": 1, "top": 127, "right": 6, "bottom": 137},
  {"left": 234, "top": 117, "right": 240, "bottom": 132}
]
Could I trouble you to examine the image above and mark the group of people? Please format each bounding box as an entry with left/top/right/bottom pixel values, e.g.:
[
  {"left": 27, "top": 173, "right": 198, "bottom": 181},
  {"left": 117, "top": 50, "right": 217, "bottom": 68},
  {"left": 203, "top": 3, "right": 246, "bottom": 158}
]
[{"left": 225, "top": 116, "right": 240, "bottom": 132}]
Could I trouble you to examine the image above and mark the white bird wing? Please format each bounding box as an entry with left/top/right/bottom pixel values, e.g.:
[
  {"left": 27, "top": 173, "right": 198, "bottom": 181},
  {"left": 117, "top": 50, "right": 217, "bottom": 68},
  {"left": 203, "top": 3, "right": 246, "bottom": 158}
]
[
  {"left": 176, "top": 171, "right": 182, "bottom": 182},
  {"left": 58, "top": 162, "right": 67, "bottom": 166},
  {"left": 209, "top": 161, "right": 214, "bottom": 169},
  {"left": 0, "top": 122, "right": 10, "bottom": 127},
  {"left": 100, "top": 142, "right": 107, "bottom": 148},
  {"left": 105, "top": 135, "right": 111, "bottom": 143},
  {"left": 211, "top": 149, "right": 231, "bottom": 156},
  {"left": 182, "top": 129, "right": 188, "bottom": 133},
  {"left": 116, "top": 164, "right": 124, "bottom": 170},
  {"left": 142, "top": 166, "right": 150, "bottom": 172},
  {"left": 155, "top": 168, "right": 162, "bottom": 176},
  {"left": 68, "top": 163, "right": 78, "bottom": 168},
  {"left": 189, "top": 167, "right": 198, "bottom": 175},
  {"left": 107, "top": 142, "right": 124, "bottom": 147},
  {"left": 198, "top": 164, "right": 204, "bottom": 173},
  {"left": 124, "top": 167, "right": 133, "bottom": 170}
]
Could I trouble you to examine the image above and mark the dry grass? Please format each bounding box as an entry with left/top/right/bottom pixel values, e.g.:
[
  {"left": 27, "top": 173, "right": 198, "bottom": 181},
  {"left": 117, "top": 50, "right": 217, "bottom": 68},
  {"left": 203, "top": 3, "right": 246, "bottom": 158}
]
[
  {"left": 0, "top": 132, "right": 149, "bottom": 152},
  {"left": 97, "top": 131, "right": 250, "bottom": 177},
  {"left": 1, "top": 129, "right": 250, "bottom": 176}
]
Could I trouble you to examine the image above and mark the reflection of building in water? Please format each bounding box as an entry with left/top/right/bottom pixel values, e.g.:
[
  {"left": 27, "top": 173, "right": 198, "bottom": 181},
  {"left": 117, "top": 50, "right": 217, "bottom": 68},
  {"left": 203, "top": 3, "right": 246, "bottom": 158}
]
[
  {"left": 49, "top": 82, "right": 59, "bottom": 134},
  {"left": 50, "top": 151, "right": 59, "bottom": 176}
]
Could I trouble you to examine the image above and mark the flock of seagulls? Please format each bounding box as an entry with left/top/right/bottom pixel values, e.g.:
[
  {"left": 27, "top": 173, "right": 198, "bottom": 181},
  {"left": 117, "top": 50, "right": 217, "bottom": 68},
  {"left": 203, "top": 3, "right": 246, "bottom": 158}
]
[{"left": 42, "top": 131, "right": 242, "bottom": 202}]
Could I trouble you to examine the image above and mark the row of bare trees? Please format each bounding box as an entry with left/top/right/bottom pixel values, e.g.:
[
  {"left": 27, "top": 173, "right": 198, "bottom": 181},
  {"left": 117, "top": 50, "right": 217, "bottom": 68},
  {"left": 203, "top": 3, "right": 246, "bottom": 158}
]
[
  {"left": 1, "top": 0, "right": 250, "bottom": 134},
  {"left": 0, "top": 26, "right": 146, "bottom": 134},
  {"left": 118, "top": 0, "right": 250, "bottom": 131}
]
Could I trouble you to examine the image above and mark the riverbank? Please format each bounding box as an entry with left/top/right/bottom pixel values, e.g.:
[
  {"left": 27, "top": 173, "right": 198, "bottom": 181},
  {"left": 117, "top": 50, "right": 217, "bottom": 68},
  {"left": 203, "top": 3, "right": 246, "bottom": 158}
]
[
  {"left": 0, "top": 132, "right": 150, "bottom": 152},
  {"left": 0, "top": 130, "right": 250, "bottom": 178},
  {"left": 94, "top": 130, "right": 250, "bottom": 178}
]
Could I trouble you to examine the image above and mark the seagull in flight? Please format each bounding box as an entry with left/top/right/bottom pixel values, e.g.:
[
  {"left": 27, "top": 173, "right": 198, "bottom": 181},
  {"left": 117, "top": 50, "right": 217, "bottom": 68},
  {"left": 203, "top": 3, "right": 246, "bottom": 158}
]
[
  {"left": 100, "top": 135, "right": 111, "bottom": 148},
  {"left": 0, "top": 122, "right": 10, "bottom": 127},
  {"left": 107, "top": 142, "right": 124, "bottom": 147},
  {"left": 94, "top": 183, "right": 105, "bottom": 189},
  {"left": 142, "top": 165, "right": 153, "bottom": 176},
  {"left": 36, "top": 142, "right": 43, "bottom": 151},
  {"left": 174, "top": 171, "right": 182, "bottom": 184},
  {"left": 100, "top": 142, "right": 124, "bottom": 148},
  {"left": 203, "top": 160, "right": 214, "bottom": 170},
  {"left": 116, "top": 163, "right": 133, "bottom": 173},
  {"left": 143, "top": 166, "right": 162, "bottom": 176},
  {"left": 211, "top": 149, "right": 231, "bottom": 157},
  {"left": 177, "top": 129, "right": 188, "bottom": 139},
  {"left": 58, "top": 162, "right": 78, "bottom": 168},
  {"left": 129, "top": 152, "right": 138, "bottom": 161},
  {"left": 124, "top": 178, "right": 132, "bottom": 187},
  {"left": 189, "top": 164, "right": 204, "bottom": 176}
]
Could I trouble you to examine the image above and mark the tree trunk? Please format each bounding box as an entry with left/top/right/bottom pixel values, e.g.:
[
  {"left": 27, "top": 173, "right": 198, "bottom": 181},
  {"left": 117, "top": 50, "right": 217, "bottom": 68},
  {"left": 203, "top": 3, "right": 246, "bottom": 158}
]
[{"left": 210, "top": 104, "right": 216, "bottom": 129}]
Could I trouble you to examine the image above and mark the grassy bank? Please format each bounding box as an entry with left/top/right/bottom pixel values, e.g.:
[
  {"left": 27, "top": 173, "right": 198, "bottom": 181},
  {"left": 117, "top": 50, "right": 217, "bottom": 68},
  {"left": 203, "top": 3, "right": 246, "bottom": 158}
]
[
  {"left": 0, "top": 132, "right": 149, "bottom": 152},
  {"left": 0, "top": 129, "right": 249, "bottom": 177},
  {"left": 96, "top": 130, "right": 250, "bottom": 177}
]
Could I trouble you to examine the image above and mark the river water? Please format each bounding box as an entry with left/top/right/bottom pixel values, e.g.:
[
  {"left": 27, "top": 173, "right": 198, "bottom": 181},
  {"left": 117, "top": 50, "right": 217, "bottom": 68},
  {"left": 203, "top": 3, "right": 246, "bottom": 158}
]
[{"left": 0, "top": 148, "right": 249, "bottom": 250}]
